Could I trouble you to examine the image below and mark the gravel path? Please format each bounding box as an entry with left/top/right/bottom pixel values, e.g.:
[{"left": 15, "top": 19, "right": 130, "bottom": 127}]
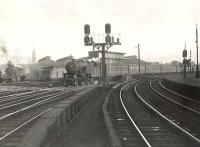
[{"left": 63, "top": 87, "right": 111, "bottom": 147}]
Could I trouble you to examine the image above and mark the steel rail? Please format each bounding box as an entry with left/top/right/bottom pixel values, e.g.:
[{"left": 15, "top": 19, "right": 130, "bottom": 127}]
[
  {"left": 135, "top": 81, "right": 200, "bottom": 144},
  {"left": 120, "top": 81, "right": 152, "bottom": 147},
  {"left": 0, "top": 91, "right": 61, "bottom": 110},
  {"left": 0, "top": 84, "right": 92, "bottom": 108},
  {"left": 0, "top": 108, "right": 52, "bottom": 141},
  {"left": 150, "top": 79, "right": 200, "bottom": 115},
  {"left": 0, "top": 91, "right": 69, "bottom": 120},
  {"left": 0, "top": 85, "right": 92, "bottom": 120},
  {"left": 0, "top": 84, "right": 94, "bottom": 142},
  {"left": 0, "top": 89, "right": 47, "bottom": 101},
  {"left": 0, "top": 90, "right": 48, "bottom": 103},
  {"left": 158, "top": 79, "right": 200, "bottom": 104}
]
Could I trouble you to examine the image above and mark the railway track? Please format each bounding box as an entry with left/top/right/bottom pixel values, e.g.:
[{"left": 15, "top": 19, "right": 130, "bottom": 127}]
[
  {"left": 148, "top": 78, "right": 200, "bottom": 141},
  {"left": 108, "top": 80, "right": 148, "bottom": 147},
  {"left": 108, "top": 79, "right": 200, "bottom": 146},
  {"left": 0, "top": 86, "right": 31, "bottom": 97},
  {"left": 0, "top": 85, "right": 90, "bottom": 147},
  {"left": 5, "top": 81, "right": 51, "bottom": 88},
  {"left": 151, "top": 78, "right": 200, "bottom": 113}
]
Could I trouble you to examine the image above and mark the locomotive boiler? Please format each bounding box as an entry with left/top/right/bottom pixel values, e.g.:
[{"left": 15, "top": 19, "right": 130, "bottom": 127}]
[{"left": 64, "top": 59, "right": 99, "bottom": 86}]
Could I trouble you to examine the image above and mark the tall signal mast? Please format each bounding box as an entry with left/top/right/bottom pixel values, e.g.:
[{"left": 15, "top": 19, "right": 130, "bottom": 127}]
[{"left": 84, "top": 23, "right": 121, "bottom": 86}]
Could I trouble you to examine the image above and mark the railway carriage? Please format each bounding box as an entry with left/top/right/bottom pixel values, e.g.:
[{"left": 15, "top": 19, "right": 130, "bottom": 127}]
[{"left": 63, "top": 58, "right": 188, "bottom": 86}]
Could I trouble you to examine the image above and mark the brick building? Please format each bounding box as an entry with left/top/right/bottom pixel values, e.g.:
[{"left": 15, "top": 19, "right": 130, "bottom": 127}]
[{"left": 88, "top": 51, "right": 147, "bottom": 77}]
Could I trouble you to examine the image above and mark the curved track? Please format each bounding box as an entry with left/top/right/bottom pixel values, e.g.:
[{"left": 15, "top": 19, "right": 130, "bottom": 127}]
[
  {"left": 108, "top": 80, "right": 148, "bottom": 147},
  {"left": 148, "top": 78, "right": 200, "bottom": 140},
  {"left": 108, "top": 78, "right": 200, "bottom": 146},
  {"left": 152, "top": 79, "right": 200, "bottom": 113}
]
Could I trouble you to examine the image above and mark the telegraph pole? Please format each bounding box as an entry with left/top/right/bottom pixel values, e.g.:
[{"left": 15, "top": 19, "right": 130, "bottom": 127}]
[
  {"left": 138, "top": 44, "right": 141, "bottom": 76},
  {"left": 84, "top": 23, "right": 121, "bottom": 86},
  {"left": 190, "top": 49, "right": 192, "bottom": 72},
  {"left": 101, "top": 44, "right": 106, "bottom": 85},
  {"left": 183, "top": 42, "right": 187, "bottom": 78},
  {"left": 196, "top": 24, "right": 199, "bottom": 78}
]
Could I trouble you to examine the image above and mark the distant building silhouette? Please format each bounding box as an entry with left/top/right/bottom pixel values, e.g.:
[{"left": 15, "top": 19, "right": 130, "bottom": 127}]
[{"left": 32, "top": 48, "right": 36, "bottom": 64}]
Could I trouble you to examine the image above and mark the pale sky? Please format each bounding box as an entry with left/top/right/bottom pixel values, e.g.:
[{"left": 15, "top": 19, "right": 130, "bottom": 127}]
[{"left": 0, "top": 0, "right": 200, "bottom": 64}]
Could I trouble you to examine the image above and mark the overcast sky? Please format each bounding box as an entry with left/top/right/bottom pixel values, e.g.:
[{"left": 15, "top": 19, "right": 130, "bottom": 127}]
[{"left": 0, "top": 0, "right": 200, "bottom": 64}]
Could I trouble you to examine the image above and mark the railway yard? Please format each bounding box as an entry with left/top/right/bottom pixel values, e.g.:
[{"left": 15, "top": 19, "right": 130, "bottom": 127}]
[
  {"left": 1, "top": 1, "right": 200, "bottom": 146},
  {"left": 0, "top": 81, "right": 97, "bottom": 147},
  {"left": 0, "top": 75, "right": 200, "bottom": 147}
]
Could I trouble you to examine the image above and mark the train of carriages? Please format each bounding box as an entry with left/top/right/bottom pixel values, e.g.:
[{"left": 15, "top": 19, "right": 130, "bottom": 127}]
[
  {"left": 62, "top": 59, "right": 191, "bottom": 86},
  {"left": 0, "top": 59, "right": 192, "bottom": 86}
]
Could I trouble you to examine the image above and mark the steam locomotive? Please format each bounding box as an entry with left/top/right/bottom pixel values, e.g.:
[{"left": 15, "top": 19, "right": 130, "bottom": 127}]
[
  {"left": 63, "top": 59, "right": 99, "bottom": 86},
  {"left": 0, "top": 67, "right": 25, "bottom": 83}
]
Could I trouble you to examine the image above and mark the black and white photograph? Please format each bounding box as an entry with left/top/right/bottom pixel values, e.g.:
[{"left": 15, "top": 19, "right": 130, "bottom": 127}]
[{"left": 0, "top": 0, "right": 200, "bottom": 146}]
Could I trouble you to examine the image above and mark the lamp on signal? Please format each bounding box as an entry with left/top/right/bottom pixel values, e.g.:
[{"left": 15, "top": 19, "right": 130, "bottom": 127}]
[
  {"left": 84, "top": 24, "right": 91, "bottom": 45},
  {"left": 105, "top": 23, "right": 111, "bottom": 34},
  {"left": 84, "top": 24, "right": 90, "bottom": 35}
]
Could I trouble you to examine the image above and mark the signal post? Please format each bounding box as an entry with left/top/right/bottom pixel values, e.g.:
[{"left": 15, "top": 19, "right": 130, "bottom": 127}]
[
  {"left": 183, "top": 47, "right": 187, "bottom": 78},
  {"left": 84, "top": 23, "right": 121, "bottom": 86}
]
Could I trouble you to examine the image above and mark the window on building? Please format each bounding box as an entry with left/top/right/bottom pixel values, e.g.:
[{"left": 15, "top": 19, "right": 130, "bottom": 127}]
[{"left": 56, "top": 72, "right": 58, "bottom": 78}]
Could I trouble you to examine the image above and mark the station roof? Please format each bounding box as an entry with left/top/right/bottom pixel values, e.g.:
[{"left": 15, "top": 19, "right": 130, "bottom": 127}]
[
  {"left": 38, "top": 56, "right": 56, "bottom": 66},
  {"left": 56, "top": 55, "right": 73, "bottom": 63}
]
